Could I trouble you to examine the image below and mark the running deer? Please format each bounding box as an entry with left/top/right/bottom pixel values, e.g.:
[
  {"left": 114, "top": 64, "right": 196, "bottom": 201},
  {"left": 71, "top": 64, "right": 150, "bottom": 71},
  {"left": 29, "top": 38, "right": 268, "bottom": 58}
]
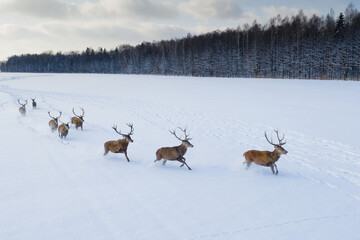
[
  {"left": 48, "top": 111, "right": 62, "bottom": 132},
  {"left": 243, "top": 130, "right": 287, "bottom": 175},
  {"left": 71, "top": 107, "right": 85, "bottom": 130},
  {"left": 103, "top": 123, "right": 134, "bottom": 162},
  {"left": 18, "top": 99, "right": 28, "bottom": 116},
  {"left": 154, "top": 128, "right": 193, "bottom": 170},
  {"left": 58, "top": 120, "right": 70, "bottom": 139},
  {"left": 31, "top": 98, "right": 37, "bottom": 109}
]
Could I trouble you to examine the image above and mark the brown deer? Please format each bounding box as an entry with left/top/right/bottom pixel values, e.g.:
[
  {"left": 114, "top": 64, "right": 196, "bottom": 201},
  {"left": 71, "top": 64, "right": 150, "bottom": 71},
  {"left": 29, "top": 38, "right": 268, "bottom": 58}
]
[
  {"left": 243, "top": 130, "right": 287, "bottom": 175},
  {"left": 58, "top": 120, "right": 70, "bottom": 139},
  {"left": 30, "top": 98, "right": 37, "bottom": 109},
  {"left": 71, "top": 107, "right": 85, "bottom": 130},
  {"left": 104, "top": 123, "right": 134, "bottom": 162},
  {"left": 18, "top": 99, "right": 27, "bottom": 116},
  {"left": 154, "top": 128, "right": 193, "bottom": 170},
  {"left": 48, "top": 111, "right": 62, "bottom": 132}
]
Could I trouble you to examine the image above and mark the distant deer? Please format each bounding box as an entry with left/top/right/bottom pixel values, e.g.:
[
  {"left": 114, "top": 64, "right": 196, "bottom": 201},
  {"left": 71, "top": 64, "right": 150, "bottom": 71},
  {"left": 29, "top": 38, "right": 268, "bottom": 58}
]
[
  {"left": 243, "top": 130, "right": 287, "bottom": 175},
  {"left": 30, "top": 98, "right": 37, "bottom": 109},
  {"left": 48, "top": 111, "right": 62, "bottom": 132},
  {"left": 17, "top": 99, "right": 27, "bottom": 116},
  {"left": 154, "top": 128, "right": 193, "bottom": 170},
  {"left": 58, "top": 120, "right": 70, "bottom": 139},
  {"left": 71, "top": 107, "right": 85, "bottom": 130},
  {"left": 104, "top": 123, "right": 134, "bottom": 162}
]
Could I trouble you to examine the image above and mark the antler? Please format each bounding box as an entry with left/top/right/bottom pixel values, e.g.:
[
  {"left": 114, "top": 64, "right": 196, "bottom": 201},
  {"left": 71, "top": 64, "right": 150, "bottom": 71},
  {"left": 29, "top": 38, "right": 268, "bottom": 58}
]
[
  {"left": 265, "top": 130, "right": 286, "bottom": 146},
  {"left": 18, "top": 99, "right": 27, "bottom": 106},
  {"left": 59, "top": 119, "right": 70, "bottom": 125},
  {"left": 48, "top": 111, "right": 62, "bottom": 119},
  {"left": 126, "top": 123, "right": 134, "bottom": 135},
  {"left": 112, "top": 125, "right": 125, "bottom": 136},
  {"left": 274, "top": 129, "right": 286, "bottom": 145},
  {"left": 170, "top": 128, "right": 192, "bottom": 141},
  {"left": 72, "top": 107, "right": 85, "bottom": 118},
  {"left": 112, "top": 123, "right": 134, "bottom": 136},
  {"left": 178, "top": 127, "right": 192, "bottom": 140}
]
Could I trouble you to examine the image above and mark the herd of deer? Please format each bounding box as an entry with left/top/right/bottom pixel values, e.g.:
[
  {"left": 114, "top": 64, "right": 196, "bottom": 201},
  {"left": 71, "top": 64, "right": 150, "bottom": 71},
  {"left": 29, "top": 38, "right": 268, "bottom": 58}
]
[{"left": 17, "top": 98, "right": 287, "bottom": 175}]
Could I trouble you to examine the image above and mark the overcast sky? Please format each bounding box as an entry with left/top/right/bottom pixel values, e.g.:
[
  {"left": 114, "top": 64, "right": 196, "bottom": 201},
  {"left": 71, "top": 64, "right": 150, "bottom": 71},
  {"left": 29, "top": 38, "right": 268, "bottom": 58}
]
[{"left": 0, "top": 0, "right": 356, "bottom": 60}]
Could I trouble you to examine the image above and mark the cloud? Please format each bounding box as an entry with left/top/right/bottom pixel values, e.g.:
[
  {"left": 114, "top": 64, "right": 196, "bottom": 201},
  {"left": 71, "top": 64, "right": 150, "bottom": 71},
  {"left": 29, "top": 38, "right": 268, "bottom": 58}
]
[
  {"left": 0, "top": 24, "right": 46, "bottom": 39},
  {"left": 0, "top": 0, "right": 178, "bottom": 20},
  {"left": 261, "top": 6, "right": 319, "bottom": 20},
  {"left": 0, "top": 0, "right": 79, "bottom": 19},
  {"left": 179, "top": 0, "right": 242, "bottom": 19},
  {"left": 79, "top": 0, "right": 178, "bottom": 20}
]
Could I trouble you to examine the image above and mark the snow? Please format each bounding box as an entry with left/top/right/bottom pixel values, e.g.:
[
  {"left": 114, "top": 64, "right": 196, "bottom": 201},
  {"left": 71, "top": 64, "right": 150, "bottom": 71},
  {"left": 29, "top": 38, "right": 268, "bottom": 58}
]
[{"left": 0, "top": 73, "right": 359, "bottom": 240}]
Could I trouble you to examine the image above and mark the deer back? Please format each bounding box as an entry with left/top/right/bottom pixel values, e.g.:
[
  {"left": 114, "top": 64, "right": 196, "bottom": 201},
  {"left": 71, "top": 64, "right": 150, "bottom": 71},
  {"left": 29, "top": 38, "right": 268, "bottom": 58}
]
[
  {"left": 104, "top": 138, "right": 129, "bottom": 153},
  {"left": 58, "top": 123, "right": 69, "bottom": 135},
  {"left": 71, "top": 116, "right": 83, "bottom": 126},
  {"left": 49, "top": 119, "right": 58, "bottom": 128},
  {"left": 31, "top": 98, "right": 36, "bottom": 108},
  {"left": 156, "top": 143, "right": 187, "bottom": 160},
  {"left": 243, "top": 150, "right": 278, "bottom": 166},
  {"left": 19, "top": 106, "right": 26, "bottom": 115}
]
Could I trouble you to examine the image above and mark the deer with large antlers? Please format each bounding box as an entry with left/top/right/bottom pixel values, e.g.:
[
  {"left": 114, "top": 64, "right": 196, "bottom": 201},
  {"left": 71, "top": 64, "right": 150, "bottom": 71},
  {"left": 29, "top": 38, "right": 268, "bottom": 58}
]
[
  {"left": 71, "top": 107, "right": 85, "bottom": 130},
  {"left": 243, "top": 130, "right": 287, "bottom": 175},
  {"left": 18, "top": 99, "right": 27, "bottom": 116},
  {"left": 30, "top": 98, "right": 37, "bottom": 109},
  {"left": 48, "top": 111, "right": 62, "bottom": 132},
  {"left": 103, "top": 123, "right": 134, "bottom": 162},
  {"left": 58, "top": 120, "right": 70, "bottom": 139},
  {"left": 154, "top": 128, "right": 193, "bottom": 170}
]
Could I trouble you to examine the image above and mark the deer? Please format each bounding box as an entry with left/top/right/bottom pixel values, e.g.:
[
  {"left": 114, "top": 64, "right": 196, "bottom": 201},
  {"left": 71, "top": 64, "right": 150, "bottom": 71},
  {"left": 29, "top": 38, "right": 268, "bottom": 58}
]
[
  {"left": 103, "top": 123, "right": 134, "bottom": 162},
  {"left": 58, "top": 120, "right": 70, "bottom": 139},
  {"left": 154, "top": 128, "right": 193, "bottom": 170},
  {"left": 71, "top": 107, "right": 85, "bottom": 130},
  {"left": 30, "top": 98, "right": 37, "bottom": 109},
  {"left": 18, "top": 99, "right": 28, "bottom": 116},
  {"left": 48, "top": 111, "right": 62, "bottom": 132},
  {"left": 243, "top": 129, "right": 287, "bottom": 175}
]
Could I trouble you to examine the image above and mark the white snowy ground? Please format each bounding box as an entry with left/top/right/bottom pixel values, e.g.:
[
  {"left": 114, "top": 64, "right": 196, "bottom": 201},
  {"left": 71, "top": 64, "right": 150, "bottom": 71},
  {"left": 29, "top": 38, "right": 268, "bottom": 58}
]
[{"left": 0, "top": 73, "right": 359, "bottom": 240}]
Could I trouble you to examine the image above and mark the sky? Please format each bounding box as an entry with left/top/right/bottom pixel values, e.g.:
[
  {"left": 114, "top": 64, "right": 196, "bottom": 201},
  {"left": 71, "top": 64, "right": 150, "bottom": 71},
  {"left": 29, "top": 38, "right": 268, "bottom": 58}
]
[{"left": 0, "top": 0, "right": 357, "bottom": 61}]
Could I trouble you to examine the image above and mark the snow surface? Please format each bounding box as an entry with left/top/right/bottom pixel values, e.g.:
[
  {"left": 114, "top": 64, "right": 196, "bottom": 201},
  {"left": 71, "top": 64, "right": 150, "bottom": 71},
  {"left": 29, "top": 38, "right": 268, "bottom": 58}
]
[{"left": 0, "top": 73, "right": 360, "bottom": 240}]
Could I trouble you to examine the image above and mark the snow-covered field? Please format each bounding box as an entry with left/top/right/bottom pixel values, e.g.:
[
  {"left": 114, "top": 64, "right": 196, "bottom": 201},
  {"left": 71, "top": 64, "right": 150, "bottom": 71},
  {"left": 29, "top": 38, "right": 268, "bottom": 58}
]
[{"left": 0, "top": 73, "right": 359, "bottom": 240}]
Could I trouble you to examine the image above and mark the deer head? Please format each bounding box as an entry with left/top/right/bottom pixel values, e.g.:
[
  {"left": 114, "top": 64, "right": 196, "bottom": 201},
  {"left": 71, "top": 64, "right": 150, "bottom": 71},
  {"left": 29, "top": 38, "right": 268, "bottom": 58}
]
[
  {"left": 170, "top": 127, "right": 193, "bottom": 148},
  {"left": 59, "top": 119, "right": 70, "bottom": 129},
  {"left": 48, "top": 111, "right": 62, "bottom": 122},
  {"left": 17, "top": 99, "right": 27, "bottom": 107},
  {"left": 112, "top": 123, "right": 134, "bottom": 142},
  {"left": 72, "top": 107, "right": 85, "bottom": 122},
  {"left": 265, "top": 129, "right": 287, "bottom": 155}
]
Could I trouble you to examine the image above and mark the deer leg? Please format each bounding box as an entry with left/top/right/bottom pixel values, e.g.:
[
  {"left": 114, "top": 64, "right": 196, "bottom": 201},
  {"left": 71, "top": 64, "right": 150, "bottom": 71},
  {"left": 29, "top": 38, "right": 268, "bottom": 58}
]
[
  {"left": 178, "top": 159, "right": 191, "bottom": 170},
  {"left": 124, "top": 151, "right": 130, "bottom": 162},
  {"left": 270, "top": 163, "right": 275, "bottom": 174},
  {"left": 273, "top": 163, "right": 279, "bottom": 175},
  {"left": 103, "top": 149, "right": 109, "bottom": 156},
  {"left": 162, "top": 160, "right": 167, "bottom": 165},
  {"left": 244, "top": 161, "right": 252, "bottom": 169},
  {"left": 177, "top": 157, "right": 185, "bottom": 167}
]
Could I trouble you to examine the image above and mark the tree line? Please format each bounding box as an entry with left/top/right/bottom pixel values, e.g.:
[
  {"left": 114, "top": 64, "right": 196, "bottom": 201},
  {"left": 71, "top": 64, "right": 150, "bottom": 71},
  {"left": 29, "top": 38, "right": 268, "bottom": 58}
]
[{"left": 1, "top": 4, "right": 360, "bottom": 80}]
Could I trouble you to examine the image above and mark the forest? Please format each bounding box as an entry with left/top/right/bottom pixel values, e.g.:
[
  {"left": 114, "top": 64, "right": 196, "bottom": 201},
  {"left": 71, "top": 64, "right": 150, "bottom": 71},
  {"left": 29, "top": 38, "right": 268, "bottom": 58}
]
[{"left": 1, "top": 4, "right": 359, "bottom": 80}]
